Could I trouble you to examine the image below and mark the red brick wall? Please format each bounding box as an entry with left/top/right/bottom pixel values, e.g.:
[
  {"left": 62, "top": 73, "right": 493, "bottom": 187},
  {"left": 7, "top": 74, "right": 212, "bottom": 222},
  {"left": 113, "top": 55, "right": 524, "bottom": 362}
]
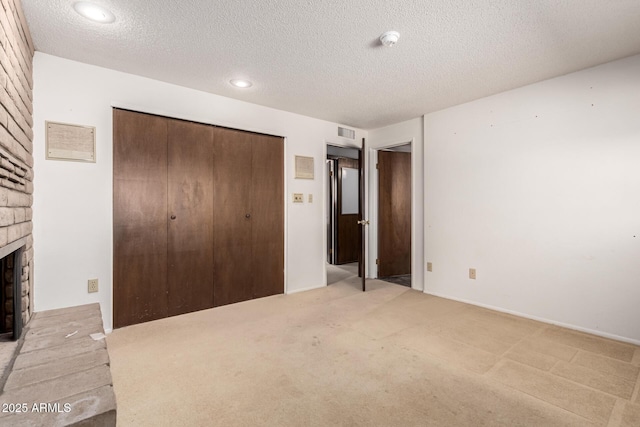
[{"left": 0, "top": 0, "right": 34, "bottom": 325}]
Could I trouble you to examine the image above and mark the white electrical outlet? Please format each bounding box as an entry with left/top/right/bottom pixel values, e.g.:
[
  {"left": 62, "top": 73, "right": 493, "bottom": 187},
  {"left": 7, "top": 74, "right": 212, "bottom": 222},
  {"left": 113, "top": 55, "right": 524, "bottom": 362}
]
[
  {"left": 293, "top": 193, "right": 304, "bottom": 203},
  {"left": 88, "top": 278, "right": 99, "bottom": 293},
  {"left": 308, "top": 194, "right": 313, "bottom": 203}
]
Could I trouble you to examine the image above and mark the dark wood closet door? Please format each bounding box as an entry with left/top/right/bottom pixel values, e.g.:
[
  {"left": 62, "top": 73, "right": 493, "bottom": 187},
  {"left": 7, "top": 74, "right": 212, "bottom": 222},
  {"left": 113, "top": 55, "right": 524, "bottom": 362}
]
[
  {"left": 337, "top": 158, "right": 360, "bottom": 264},
  {"left": 113, "top": 109, "right": 169, "bottom": 328},
  {"left": 251, "top": 134, "right": 284, "bottom": 299},
  {"left": 115, "top": 111, "right": 285, "bottom": 323},
  {"left": 378, "top": 151, "right": 411, "bottom": 277},
  {"left": 167, "top": 119, "right": 215, "bottom": 315},
  {"left": 212, "top": 128, "right": 254, "bottom": 306}
]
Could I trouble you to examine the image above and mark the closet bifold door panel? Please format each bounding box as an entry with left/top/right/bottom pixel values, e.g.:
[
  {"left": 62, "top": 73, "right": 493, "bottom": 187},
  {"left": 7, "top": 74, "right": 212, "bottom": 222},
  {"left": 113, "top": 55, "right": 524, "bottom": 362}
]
[
  {"left": 167, "top": 119, "right": 215, "bottom": 316},
  {"left": 251, "top": 134, "right": 284, "bottom": 299},
  {"left": 212, "top": 128, "right": 284, "bottom": 306},
  {"left": 113, "top": 110, "right": 169, "bottom": 328},
  {"left": 212, "top": 128, "right": 254, "bottom": 306}
]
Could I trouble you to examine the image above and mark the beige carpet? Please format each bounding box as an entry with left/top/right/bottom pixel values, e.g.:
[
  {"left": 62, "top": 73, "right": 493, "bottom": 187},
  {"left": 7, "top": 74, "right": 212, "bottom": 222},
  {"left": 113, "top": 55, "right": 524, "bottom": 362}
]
[
  {"left": 107, "top": 270, "right": 640, "bottom": 426},
  {"left": 326, "top": 262, "right": 359, "bottom": 285}
]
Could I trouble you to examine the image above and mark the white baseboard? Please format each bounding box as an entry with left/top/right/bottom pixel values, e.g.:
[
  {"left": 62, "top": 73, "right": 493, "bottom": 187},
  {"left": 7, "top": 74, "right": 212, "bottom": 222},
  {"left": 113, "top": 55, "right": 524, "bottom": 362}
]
[
  {"left": 424, "top": 290, "right": 640, "bottom": 346},
  {"left": 286, "top": 284, "right": 326, "bottom": 295}
]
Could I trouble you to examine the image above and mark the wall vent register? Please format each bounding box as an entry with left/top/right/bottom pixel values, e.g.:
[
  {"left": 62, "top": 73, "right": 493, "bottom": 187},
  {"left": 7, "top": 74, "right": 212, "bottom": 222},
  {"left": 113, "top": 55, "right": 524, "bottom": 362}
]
[{"left": 338, "top": 127, "right": 355, "bottom": 139}]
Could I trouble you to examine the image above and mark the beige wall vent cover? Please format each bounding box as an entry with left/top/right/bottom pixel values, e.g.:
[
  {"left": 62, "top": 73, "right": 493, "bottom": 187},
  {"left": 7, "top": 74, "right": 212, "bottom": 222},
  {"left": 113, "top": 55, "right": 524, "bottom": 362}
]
[
  {"left": 338, "top": 126, "right": 355, "bottom": 140},
  {"left": 46, "top": 121, "right": 96, "bottom": 162}
]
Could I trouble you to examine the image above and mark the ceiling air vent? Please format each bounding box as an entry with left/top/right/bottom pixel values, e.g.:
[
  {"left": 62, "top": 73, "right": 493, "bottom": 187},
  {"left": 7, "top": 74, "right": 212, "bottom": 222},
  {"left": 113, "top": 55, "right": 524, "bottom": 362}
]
[{"left": 338, "top": 127, "right": 355, "bottom": 139}]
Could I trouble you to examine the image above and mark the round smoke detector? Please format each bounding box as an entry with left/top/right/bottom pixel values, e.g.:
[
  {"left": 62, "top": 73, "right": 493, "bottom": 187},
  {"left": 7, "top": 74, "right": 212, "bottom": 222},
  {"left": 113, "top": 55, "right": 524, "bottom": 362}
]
[{"left": 379, "top": 31, "right": 400, "bottom": 47}]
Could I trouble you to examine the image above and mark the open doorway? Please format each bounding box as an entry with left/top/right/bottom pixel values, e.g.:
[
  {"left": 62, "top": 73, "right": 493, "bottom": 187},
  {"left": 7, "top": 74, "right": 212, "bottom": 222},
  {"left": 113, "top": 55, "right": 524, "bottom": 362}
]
[
  {"left": 376, "top": 143, "right": 412, "bottom": 287},
  {"left": 326, "top": 144, "right": 360, "bottom": 285}
]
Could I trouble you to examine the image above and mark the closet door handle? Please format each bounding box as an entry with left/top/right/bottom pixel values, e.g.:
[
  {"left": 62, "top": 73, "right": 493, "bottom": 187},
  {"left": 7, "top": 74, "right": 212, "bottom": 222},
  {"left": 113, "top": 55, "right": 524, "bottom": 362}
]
[
  {"left": 245, "top": 213, "right": 251, "bottom": 219},
  {"left": 170, "top": 215, "right": 177, "bottom": 220}
]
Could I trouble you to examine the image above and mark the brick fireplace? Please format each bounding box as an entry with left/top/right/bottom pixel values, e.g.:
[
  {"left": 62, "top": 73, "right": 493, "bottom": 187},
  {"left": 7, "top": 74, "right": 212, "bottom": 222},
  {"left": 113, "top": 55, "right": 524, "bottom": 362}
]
[
  {"left": 0, "top": 0, "right": 35, "bottom": 338},
  {"left": 0, "top": 240, "right": 24, "bottom": 338}
]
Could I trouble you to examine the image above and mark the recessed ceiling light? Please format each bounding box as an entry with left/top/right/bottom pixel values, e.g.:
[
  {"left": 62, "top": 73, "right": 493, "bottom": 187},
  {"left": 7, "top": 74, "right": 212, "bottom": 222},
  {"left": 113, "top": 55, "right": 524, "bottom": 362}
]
[
  {"left": 230, "top": 79, "right": 253, "bottom": 88},
  {"left": 73, "top": 2, "right": 116, "bottom": 24}
]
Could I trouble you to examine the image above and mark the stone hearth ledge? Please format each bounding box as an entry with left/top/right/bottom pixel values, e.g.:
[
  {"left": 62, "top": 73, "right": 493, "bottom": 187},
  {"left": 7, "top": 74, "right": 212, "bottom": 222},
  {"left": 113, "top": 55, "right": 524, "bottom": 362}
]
[{"left": 0, "top": 303, "right": 116, "bottom": 426}]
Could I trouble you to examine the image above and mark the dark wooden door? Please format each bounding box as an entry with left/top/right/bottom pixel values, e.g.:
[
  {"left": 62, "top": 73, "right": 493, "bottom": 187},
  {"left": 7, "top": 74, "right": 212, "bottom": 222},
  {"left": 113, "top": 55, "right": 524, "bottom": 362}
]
[
  {"left": 113, "top": 109, "right": 169, "bottom": 328},
  {"left": 336, "top": 158, "right": 360, "bottom": 264},
  {"left": 359, "top": 138, "right": 366, "bottom": 290},
  {"left": 115, "top": 110, "right": 285, "bottom": 324},
  {"left": 251, "top": 134, "right": 284, "bottom": 299},
  {"left": 167, "top": 119, "right": 215, "bottom": 316},
  {"left": 378, "top": 151, "right": 411, "bottom": 277},
  {"left": 213, "top": 128, "right": 284, "bottom": 305},
  {"left": 212, "top": 128, "right": 254, "bottom": 306}
]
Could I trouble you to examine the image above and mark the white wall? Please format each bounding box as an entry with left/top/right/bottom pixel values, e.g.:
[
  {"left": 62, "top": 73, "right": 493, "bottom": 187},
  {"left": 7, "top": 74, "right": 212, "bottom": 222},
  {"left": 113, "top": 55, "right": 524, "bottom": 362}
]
[
  {"left": 368, "top": 118, "right": 424, "bottom": 291},
  {"left": 32, "top": 53, "right": 366, "bottom": 331},
  {"left": 424, "top": 54, "right": 640, "bottom": 343}
]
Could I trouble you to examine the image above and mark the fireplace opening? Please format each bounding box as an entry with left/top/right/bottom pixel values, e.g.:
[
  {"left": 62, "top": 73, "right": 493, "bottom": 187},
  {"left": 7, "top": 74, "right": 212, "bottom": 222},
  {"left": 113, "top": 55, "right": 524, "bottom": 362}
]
[{"left": 0, "top": 245, "right": 24, "bottom": 341}]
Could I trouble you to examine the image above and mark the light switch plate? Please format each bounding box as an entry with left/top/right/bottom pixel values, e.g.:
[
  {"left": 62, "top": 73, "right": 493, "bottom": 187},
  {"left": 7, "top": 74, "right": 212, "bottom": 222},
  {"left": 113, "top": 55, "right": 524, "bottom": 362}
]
[
  {"left": 293, "top": 193, "right": 304, "bottom": 203},
  {"left": 427, "top": 262, "right": 432, "bottom": 272},
  {"left": 308, "top": 194, "right": 313, "bottom": 203},
  {"left": 469, "top": 268, "right": 476, "bottom": 280}
]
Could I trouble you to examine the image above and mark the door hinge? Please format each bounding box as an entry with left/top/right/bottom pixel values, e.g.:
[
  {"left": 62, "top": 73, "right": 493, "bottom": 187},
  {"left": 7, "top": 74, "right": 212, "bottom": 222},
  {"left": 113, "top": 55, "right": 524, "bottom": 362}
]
[
  {"left": 376, "top": 163, "right": 378, "bottom": 169},
  {"left": 376, "top": 258, "right": 379, "bottom": 265},
  {"left": 330, "top": 170, "right": 333, "bottom": 176},
  {"left": 329, "top": 248, "right": 333, "bottom": 254}
]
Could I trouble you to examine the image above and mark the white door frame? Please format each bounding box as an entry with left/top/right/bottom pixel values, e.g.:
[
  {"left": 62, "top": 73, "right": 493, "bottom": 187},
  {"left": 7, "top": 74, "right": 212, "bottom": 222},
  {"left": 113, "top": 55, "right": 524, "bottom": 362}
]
[{"left": 322, "top": 140, "right": 363, "bottom": 285}]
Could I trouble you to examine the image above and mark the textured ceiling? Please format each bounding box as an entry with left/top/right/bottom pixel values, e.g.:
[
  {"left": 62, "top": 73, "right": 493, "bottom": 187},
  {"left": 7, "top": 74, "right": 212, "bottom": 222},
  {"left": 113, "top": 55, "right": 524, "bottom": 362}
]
[{"left": 21, "top": 0, "right": 640, "bottom": 129}]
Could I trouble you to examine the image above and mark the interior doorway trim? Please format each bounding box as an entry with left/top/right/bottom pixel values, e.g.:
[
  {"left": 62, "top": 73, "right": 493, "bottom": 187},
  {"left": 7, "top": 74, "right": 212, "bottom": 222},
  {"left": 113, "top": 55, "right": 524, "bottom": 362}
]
[
  {"left": 369, "top": 139, "right": 417, "bottom": 287},
  {"left": 322, "top": 140, "right": 363, "bottom": 286}
]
